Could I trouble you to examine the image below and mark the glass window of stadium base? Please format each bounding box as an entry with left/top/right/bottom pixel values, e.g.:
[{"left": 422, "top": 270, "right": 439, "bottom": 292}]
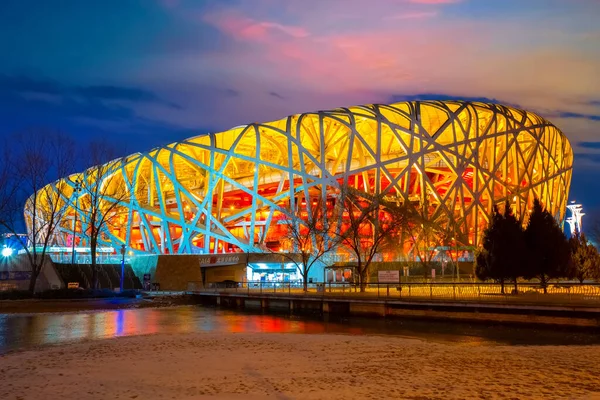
[
  {"left": 246, "top": 262, "right": 301, "bottom": 284},
  {"left": 200, "top": 253, "right": 305, "bottom": 288}
]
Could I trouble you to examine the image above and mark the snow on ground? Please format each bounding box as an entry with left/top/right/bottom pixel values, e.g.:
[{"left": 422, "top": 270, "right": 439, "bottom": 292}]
[{"left": 1, "top": 332, "right": 600, "bottom": 400}]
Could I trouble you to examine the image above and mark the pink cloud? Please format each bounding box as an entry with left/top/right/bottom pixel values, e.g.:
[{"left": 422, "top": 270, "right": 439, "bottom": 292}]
[
  {"left": 409, "top": 0, "right": 460, "bottom": 4},
  {"left": 139, "top": 0, "right": 600, "bottom": 147},
  {"left": 204, "top": 12, "right": 309, "bottom": 42},
  {"left": 243, "top": 22, "right": 309, "bottom": 39},
  {"left": 190, "top": 13, "right": 487, "bottom": 96},
  {"left": 384, "top": 11, "right": 439, "bottom": 20}
]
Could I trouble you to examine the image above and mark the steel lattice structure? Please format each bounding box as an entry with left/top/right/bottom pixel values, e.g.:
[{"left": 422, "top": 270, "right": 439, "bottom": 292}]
[{"left": 28, "top": 100, "right": 573, "bottom": 257}]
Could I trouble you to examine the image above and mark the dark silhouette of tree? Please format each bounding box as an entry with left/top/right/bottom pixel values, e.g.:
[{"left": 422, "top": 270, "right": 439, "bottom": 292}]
[
  {"left": 0, "top": 131, "right": 76, "bottom": 294},
  {"left": 504, "top": 204, "right": 527, "bottom": 292},
  {"left": 337, "top": 186, "right": 412, "bottom": 292},
  {"left": 404, "top": 196, "right": 443, "bottom": 281},
  {"left": 524, "top": 199, "right": 572, "bottom": 293},
  {"left": 475, "top": 201, "right": 525, "bottom": 293},
  {"left": 438, "top": 225, "right": 455, "bottom": 279},
  {"left": 279, "top": 194, "right": 340, "bottom": 292},
  {"left": 475, "top": 247, "right": 491, "bottom": 281},
  {"left": 428, "top": 218, "right": 469, "bottom": 281},
  {"left": 76, "top": 141, "right": 130, "bottom": 289},
  {"left": 0, "top": 143, "right": 16, "bottom": 229},
  {"left": 569, "top": 232, "right": 600, "bottom": 283},
  {"left": 587, "top": 218, "right": 600, "bottom": 247}
]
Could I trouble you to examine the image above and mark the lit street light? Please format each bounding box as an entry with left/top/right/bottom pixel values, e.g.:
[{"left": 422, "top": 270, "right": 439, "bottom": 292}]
[
  {"left": 2, "top": 247, "right": 13, "bottom": 258},
  {"left": 120, "top": 244, "right": 126, "bottom": 292}
]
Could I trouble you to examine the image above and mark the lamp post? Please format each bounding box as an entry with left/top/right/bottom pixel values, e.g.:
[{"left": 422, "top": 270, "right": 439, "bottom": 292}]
[
  {"left": 453, "top": 236, "right": 459, "bottom": 282},
  {"left": 120, "top": 244, "right": 126, "bottom": 292},
  {"left": 2, "top": 246, "right": 13, "bottom": 258},
  {"left": 71, "top": 179, "right": 82, "bottom": 266}
]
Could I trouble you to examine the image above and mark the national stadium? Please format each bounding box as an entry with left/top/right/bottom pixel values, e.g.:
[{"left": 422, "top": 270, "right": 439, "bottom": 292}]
[{"left": 23, "top": 100, "right": 573, "bottom": 290}]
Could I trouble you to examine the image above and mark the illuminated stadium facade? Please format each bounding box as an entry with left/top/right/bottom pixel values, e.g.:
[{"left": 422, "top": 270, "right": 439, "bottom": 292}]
[{"left": 28, "top": 101, "right": 573, "bottom": 264}]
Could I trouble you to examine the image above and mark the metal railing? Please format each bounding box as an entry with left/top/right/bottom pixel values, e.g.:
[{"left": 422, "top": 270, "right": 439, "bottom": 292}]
[{"left": 188, "top": 281, "right": 600, "bottom": 306}]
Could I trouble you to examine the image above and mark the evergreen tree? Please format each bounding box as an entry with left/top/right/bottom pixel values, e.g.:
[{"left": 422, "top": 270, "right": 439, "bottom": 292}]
[
  {"left": 475, "top": 201, "right": 525, "bottom": 294},
  {"left": 524, "top": 199, "right": 571, "bottom": 293},
  {"left": 474, "top": 248, "right": 491, "bottom": 280},
  {"left": 569, "top": 232, "right": 600, "bottom": 283},
  {"left": 502, "top": 202, "right": 527, "bottom": 292}
]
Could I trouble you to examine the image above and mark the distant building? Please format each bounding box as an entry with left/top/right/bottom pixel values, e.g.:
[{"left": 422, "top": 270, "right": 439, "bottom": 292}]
[{"left": 566, "top": 202, "right": 585, "bottom": 236}]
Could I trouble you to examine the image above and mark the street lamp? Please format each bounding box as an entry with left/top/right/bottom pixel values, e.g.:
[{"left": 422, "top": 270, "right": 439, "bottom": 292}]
[
  {"left": 71, "top": 179, "right": 82, "bottom": 266},
  {"left": 2, "top": 246, "right": 13, "bottom": 258},
  {"left": 120, "top": 244, "right": 126, "bottom": 292},
  {"left": 453, "top": 236, "right": 460, "bottom": 282}
]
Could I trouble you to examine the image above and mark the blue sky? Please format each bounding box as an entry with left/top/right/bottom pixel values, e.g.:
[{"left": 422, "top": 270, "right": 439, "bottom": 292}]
[{"left": 1, "top": 0, "right": 599, "bottom": 219}]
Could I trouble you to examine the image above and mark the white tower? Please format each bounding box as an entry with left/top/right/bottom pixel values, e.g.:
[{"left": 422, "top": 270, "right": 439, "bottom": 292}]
[{"left": 566, "top": 202, "right": 585, "bottom": 235}]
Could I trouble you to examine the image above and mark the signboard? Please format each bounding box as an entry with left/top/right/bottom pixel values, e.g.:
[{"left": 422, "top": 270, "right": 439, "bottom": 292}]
[
  {"left": 0, "top": 271, "right": 32, "bottom": 281},
  {"left": 68, "top": 282, "right": 79, "bottom": 289},
  {"left": 378, "top": 270, "right": 400, "bottom": 283},
  {"left": 143, "top": 273, "right": 152, "bottom": 291},
  {"left": 198, "top": 254, "right": 241, "bottom": 267}
]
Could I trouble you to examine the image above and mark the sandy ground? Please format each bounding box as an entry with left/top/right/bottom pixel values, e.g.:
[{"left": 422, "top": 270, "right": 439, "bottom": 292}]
[{"left": 1, "top": 333, "right": 599, "bottom": 400}]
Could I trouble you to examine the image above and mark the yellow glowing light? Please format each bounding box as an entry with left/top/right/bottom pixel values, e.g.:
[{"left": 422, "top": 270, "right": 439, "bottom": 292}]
[{"left": 28, "top": 100, "right": 573, "bottom": 255}]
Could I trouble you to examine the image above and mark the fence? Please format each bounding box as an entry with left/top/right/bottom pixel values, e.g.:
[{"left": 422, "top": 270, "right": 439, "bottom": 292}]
[{"left": 188, "top": 281, "right": 600, "bottom": 306}]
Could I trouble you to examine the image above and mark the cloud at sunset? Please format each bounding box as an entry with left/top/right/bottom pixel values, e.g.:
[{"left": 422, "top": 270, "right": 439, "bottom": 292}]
[
  {"left": 159, "top": 0, "right": 599, "bottom": 123},
  {"left": 409, "top": 0, "right": 460, "bottom": 3},
  {"left": 1, "top": 0, "right": 600, "bottom": 209}
]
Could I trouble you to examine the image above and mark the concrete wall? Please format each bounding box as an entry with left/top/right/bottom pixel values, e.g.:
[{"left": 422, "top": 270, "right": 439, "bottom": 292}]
[
  {"left": 0, "top": 254, "right": 64, "bottom": 292},
  {"left": 197, "top": 293, "right": 600, "bottom": 328},
  {"left": 145, "top": 255, "right": 248, "bottom": 291},
  {"left": 205, "top": 264, "right": 246, "bottom": 283},
  {"left": 130, "top": 253, "right": 320, "bottom": 291},
  {"left": 153, "top": 255, "right": 203, "bottom": 291}
]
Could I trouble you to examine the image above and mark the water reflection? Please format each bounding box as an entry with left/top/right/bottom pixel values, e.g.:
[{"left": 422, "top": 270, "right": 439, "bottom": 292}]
[{"left": 0, "top": 305, "right": 598, "bottom": 354}]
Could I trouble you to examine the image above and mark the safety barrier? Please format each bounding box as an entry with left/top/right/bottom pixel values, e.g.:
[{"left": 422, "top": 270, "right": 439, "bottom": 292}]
[{"left": 188, "top": 281, "right": 600, "bottom": 306}]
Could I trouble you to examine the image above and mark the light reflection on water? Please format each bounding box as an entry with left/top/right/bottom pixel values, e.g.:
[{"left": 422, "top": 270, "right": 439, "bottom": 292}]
[{"left": 0, "top": 305, "right": 599, "bottom": 353}]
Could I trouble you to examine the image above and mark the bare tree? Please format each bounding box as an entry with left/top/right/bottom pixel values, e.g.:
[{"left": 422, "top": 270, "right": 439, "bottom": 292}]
[
  {"left": 337, "top": 186, "right": 411, "bottom": 292},
  {"left": 437, "top": 223, "right": 457, "bottom": 279},
  {"left": 0, "top": 142, "right": 18, "bottom": 228},
  {"left": 278, "top": 195, "right": 340, "bottom": 292},
  {"left": 0, "top": 131, "right": 76, "bottom": 294},
  {"left": 75, "top": 141, "right": 130, "bottom": 289},
  {"left": 439, "top": 223, "right": 469, "bottom": 281},
  {"left": 403, "top": 196, "right": 443, "bottom": 281}
]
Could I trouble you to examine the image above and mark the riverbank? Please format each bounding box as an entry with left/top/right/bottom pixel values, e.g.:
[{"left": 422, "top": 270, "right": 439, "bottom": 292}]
[
  {"left": 1, "top": 332, "right": 599, "bottom": 399},
  {"left": 196, "top": 292, "right": 600, "bottom": 329},
  {"left": 0, "top": 294, "right": 194, "bottom": 314}
]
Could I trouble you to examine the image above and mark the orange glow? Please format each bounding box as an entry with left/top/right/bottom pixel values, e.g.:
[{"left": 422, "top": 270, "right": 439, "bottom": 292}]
[{"left": 30, "top": 101, "right": 573, "bottom": 256}]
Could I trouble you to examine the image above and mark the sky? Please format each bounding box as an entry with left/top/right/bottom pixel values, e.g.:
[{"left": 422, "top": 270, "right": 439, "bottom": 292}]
[{"left": 0, "top": 0, "right": 599, "bottom": 219}]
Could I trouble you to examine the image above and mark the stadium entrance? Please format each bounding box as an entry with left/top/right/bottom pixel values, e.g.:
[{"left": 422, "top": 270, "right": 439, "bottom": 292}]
[{"left": 198, "top": 253, "right": 303, "bottom": 287}]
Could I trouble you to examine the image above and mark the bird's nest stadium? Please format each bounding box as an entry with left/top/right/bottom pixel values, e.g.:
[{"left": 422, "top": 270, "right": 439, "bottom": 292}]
[{"left": 24, "top": 100, "right": 573, "bottom": 288}]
